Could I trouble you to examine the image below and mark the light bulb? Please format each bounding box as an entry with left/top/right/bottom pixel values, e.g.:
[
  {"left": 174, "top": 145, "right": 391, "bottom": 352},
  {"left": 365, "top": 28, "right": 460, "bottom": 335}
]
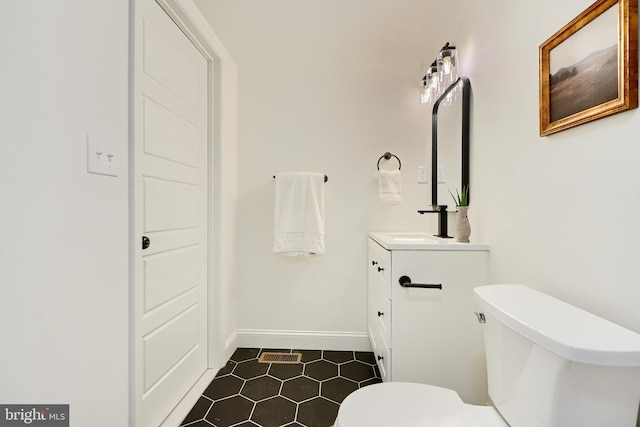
[
  {"left": 441, "top": 56, "right": 452, "bottom": 76},
  {"left": 420, "top": 77, "right": 431, "bottom": 104},
  {"left": 427, "top": 61, "right": 439, "bottom": 98},
  {"left": 437, "top": 43, "right": 458, "bottom": 88}
]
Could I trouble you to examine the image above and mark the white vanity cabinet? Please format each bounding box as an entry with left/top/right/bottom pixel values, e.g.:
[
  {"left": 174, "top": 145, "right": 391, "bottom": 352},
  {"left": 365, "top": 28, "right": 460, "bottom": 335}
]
[{"left": 367, "top": 232, "right": 489, "bottom": 405}]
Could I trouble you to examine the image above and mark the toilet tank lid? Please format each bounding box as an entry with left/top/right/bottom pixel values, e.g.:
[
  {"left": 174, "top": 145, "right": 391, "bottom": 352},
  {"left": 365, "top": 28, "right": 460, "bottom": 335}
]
[{"left": 473, "top": 284, "right": 640, "bottom": 367}]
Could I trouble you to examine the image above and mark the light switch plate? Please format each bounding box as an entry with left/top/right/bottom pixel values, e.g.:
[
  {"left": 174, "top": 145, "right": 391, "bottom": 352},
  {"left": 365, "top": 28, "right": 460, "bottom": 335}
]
[
  {"left": 417, "top": 166, "right": 428, "bottom": 183},
  {"left": 437, "top": 165, "right": 446, "bottom": 183},
  {"left": 87, "top": 135, "right": 118, "bottom": 177}
]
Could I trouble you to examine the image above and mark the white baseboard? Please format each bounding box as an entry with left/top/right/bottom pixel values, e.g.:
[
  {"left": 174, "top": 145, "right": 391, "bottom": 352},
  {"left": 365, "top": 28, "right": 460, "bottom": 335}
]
[
  {"left": 159, "top": 368, "right": 217, "bottom": 427},
  {"left": 158, "top": 331, "right": 240, "bottom": 427},
  {"left": 234, "top": 329, "right": 371, "bottom": 351},
  {"left": 224, "top": 329, "right": 239, "bottom": 359}
]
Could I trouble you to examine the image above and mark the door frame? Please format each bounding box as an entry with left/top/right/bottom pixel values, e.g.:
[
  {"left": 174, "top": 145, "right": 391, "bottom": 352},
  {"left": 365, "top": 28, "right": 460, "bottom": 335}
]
[{"left": 129, "top": 0, "right": 231, "bottom": 424}]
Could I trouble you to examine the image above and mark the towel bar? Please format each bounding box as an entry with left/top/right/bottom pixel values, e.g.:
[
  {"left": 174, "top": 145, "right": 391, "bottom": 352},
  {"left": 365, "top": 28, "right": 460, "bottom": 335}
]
[
  {"left": 273, "top": 174, "right": 328, "bottom": 182},
  {"left": 377, "top": 152, "right": 401, "bottom": 170}
]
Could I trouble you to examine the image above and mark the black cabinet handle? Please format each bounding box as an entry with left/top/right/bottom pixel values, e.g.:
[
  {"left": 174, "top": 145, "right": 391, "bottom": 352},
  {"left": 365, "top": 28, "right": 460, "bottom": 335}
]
[
  {"left": 398, "top": 275, "right": 442, "bottom": 289},
  {"left": 377, "top": 311, "right": 384, "bottom": 317},
  {"left": 377, "top": 267, "right": 384, "bottom": 272},
  {"left": 377, "top": 355, "right": 384, "bottom": 361},
  {"left": 371, "top": 260, "right": 378, "bottom": 266},
  {"left": 142, "top": 236, "right": 150, "bottom": 250}
]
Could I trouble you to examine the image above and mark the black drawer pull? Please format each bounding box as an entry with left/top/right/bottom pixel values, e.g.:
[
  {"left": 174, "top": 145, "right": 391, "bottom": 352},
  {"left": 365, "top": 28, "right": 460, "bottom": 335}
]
[
  {"left": 371, "top": 260, "right": 378, "bottom": 266},
  {"left": 398, "top": 275, "right": 442, "bottom": 289},
  {"left": 377, "top": 311, "right": 384, "bottom": 317},
  {"left": 377, "top": 267, "right": 384, "bottom": 272},
  {"left": 377, "top": 355, "right": 384, "bottom": 361}
]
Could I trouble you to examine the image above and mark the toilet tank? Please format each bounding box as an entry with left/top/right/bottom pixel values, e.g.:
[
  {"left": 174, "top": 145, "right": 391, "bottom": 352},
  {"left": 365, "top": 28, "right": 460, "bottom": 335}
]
[{"left": 474, "top": 284, "right": 640, "bottom": 427}]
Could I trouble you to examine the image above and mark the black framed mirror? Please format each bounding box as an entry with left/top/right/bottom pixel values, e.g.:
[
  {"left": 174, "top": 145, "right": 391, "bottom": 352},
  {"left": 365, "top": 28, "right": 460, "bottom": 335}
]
[
  {"left": 432, "top": 77, "right": 470, "bottom": 207},
  {"left": 418, "top": 77, "right": 470, "bottom": 237}
]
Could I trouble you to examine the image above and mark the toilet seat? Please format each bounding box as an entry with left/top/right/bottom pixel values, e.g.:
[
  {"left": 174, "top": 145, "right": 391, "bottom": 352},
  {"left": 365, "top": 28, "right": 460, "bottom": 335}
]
[{"left": 335, "top": 383, "right": 507, "bottom": 427}]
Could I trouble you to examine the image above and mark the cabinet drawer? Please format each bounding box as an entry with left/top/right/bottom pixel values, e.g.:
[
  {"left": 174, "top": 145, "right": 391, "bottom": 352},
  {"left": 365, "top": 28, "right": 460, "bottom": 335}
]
[
  {"left": 370, "top": 317, "right": 391, "bottom": 382},
  {"left": 368, "top": 239, "right": 391, "bottom": 299},
  {"left": 369, "top": 284, "right": 391, "bottom": 346}
]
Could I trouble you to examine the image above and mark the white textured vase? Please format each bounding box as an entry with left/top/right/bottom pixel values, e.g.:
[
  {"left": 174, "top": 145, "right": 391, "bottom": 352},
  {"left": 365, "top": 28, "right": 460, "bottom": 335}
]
[{"left": 455, "top": 206, "right": 471, "bottom": 243}]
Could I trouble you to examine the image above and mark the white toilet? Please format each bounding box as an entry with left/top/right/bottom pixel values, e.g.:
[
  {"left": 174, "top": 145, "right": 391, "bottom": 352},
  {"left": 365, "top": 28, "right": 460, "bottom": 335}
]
[{"left": 336, "top": 284, "right": 640, "bottom": 427}]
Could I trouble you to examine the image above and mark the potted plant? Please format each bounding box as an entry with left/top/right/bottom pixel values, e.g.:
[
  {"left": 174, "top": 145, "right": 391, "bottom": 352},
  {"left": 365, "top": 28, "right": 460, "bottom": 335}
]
[
  {"left": 448, "top": 185, "right": 469, "bottom": 207},
  {"left": 449, "top": 185, "right": 470, "bottom": 242}
]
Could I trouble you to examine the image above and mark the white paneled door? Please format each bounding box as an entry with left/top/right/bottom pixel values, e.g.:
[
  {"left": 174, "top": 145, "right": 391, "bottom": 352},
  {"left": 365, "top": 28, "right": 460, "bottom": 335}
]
[{"left": 134, "top": 0, "right": 209, "bottom": 426}]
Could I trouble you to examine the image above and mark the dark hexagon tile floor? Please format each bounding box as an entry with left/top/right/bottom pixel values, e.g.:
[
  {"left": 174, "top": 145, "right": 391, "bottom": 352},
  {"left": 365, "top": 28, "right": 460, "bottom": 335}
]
[{"left": 181, "top": 348, "right": 382, "bottom": 427}]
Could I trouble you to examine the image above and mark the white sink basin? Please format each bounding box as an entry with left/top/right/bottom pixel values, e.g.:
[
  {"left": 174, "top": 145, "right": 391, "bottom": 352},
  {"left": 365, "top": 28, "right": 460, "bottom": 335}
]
[
  {"left": 381, "top": 232, "right": 438, "bottom": 241},
  {"left": 369, "top": 231, "right": 489, "bottom": 251}
]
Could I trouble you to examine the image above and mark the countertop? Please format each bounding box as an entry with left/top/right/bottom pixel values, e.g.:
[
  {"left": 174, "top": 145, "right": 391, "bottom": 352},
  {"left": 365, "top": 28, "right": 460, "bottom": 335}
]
[{"left": 369, "top": 231, "right": 489, "bottom": 251}]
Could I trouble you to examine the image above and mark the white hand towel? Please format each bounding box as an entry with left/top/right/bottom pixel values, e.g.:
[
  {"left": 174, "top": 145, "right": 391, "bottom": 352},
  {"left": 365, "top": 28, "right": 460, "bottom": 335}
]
[
  {"left": 379, "top": 170, "right": 401, "bottom": 204},
  {"left": 273, "top": 172, "right": 325, "bottom": 256}
]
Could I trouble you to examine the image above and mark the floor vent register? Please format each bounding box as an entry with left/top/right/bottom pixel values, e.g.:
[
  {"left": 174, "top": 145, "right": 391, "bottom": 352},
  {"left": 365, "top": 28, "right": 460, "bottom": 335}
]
[{"left": 258, "top": 352, "right": 303, "bottom": 364}]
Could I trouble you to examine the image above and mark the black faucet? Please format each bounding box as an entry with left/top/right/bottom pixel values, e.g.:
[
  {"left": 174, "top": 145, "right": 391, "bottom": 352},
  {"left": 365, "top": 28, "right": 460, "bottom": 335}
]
[{"left": 417, "top": 205, "right": 452, "bottom": 239}]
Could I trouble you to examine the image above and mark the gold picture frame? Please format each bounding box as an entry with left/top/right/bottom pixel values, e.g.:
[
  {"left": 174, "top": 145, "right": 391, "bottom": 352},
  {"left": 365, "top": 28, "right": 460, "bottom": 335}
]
[{"left": 539, "top": 0, "right": 638, "bottom": 136}]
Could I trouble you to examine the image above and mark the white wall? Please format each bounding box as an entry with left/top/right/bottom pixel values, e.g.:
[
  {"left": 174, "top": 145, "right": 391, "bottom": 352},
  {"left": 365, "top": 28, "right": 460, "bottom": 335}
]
[
  {"left": 0, "top": 0, "right": 130, "bottom": 425},
  {"left": 459, "top": 0, "right": 640, "bottom": 332},
  {"left": 196, "top": 0, "right": 640, "bottom": 347},
  {"left": 193, "top": 0, "right": 469, "bottom": 347}
]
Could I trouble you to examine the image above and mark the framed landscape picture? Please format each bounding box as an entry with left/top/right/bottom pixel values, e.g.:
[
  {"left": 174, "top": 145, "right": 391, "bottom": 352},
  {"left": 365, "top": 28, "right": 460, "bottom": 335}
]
[{"left": 539, "top": 0, "right": 638, "bottom": 136}]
